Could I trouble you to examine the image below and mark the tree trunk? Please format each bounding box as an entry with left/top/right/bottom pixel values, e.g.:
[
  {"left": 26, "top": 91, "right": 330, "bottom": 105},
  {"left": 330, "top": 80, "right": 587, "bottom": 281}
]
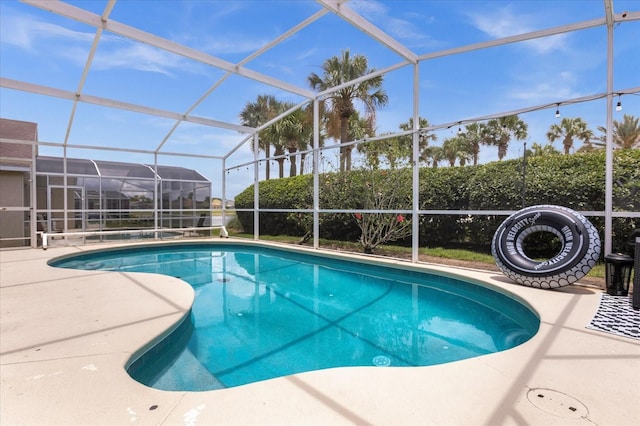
[
  {"left": 277, "top": 159, "right": 285, "bottom": 178},
  {"left": 297, "top": 231, "right": 312, "bottom": 245},
  {"left": 340, "top": 115, "right": 350, "bottom": 173},
  {"left": 288, "top": 146, "right": 297, "bottom": 177},
  {"left": 265, "top": 141, "right": 271, "bottom": 180},
  {"left": 299, "top": 153, "right": 306, "bottom": 175},
  {"left": 563, "top": 136, "right": 572, "bottom": 155}
]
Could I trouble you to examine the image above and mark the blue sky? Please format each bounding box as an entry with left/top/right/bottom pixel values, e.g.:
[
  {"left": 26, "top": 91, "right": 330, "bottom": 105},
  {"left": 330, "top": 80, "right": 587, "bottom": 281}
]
[{"left": 1, "top": 0, "right": 638, "bottom": 198}]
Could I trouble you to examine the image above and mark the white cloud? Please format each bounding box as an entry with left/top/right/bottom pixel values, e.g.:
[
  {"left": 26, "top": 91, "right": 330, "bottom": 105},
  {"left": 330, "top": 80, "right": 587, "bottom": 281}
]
[
  {"left": 168, "top": 1, "right": 270, "bottom": 57},
  {"left": 509, "top": 82, "right": 576, "bottom": 103},
  {"left": 0, "top": 14, "right": 34, "bottom": 49},
  {"left": 467, "top": 4, "right": 569, "bottom": 54},
  {"left": 183, "top": 0, "right": 247, "bottom": 23},
  {"left": 296, "top": 47, "right": 318, "bottom": 61},
  {"left": 507, "top": 71, "right": 581, "bottom": 103},
  {"left": 271, "top": 63, "right": 296, "bottom": 76},
  {"left": 0, "top": 12, "right": 93, "bottom": 50},
  {"left": 0, "top": 10, "right": 209, "bottom": 77},
  {"left": 468, "top": 5, "right": 523, "bottom": 38},
  {"left": 350, "top": 0, "right": 388, "bottom": 16},
  {"left": 93, "top": 40, "right": 187, "bottom": 76},
  {"left": 168, "top": 124, "right": 246, "bottom": 154},
  {"left": 197, "top": 35, "right": 270, "bottom": 56},
  {"left": 349, "top": 0, "right": 437, "bottom": 48}
]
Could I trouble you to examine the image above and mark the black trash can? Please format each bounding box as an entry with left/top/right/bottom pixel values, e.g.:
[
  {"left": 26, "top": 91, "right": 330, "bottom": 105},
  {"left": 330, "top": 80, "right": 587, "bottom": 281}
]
[{"left": 605, "top": 253, "right": 634, "bottom": 296}]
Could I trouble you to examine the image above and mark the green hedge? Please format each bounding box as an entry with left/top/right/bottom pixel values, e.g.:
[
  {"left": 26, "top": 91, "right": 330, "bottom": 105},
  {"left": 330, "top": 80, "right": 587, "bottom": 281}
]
[
  {"left": 235, "top": 149, "right": 639, "bottom": 255},
  {"left": 235, "top": 174, "right": 313, "bottom": 236}
]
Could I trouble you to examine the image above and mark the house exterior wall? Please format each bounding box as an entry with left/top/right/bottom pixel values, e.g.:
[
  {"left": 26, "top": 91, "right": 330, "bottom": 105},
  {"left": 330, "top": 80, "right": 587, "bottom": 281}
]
[
  {"left": 0, "top": 171, "right": 27, "bottom": 247},
  {"left": 0, "top": 119, "right": 37, "bottom": 248},
  {"left": 0, "top": 118, "right": 37, "bottom": 163}
]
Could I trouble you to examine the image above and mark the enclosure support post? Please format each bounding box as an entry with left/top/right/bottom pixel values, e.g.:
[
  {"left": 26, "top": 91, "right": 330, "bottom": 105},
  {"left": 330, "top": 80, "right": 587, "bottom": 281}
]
[
  {"left": 313, "top": 99, "right": 320, "bottom": 250},
  {"left": 411, "top": 62, "right": 420, "bottom": 263},
  {"left": 63, "top": 146, "right": 68, "bottom": 237},
  {"left": 253, "top": 133, "right": 260, "bottom": 240},
  {"left": 221, "top": 157, "right": 226, "bottom": 235},
  {"left": 154, "top": 153, "right": 159, "bottom": 238},
  {"left": 604, "top": 12, "right": 614, "bottom": 255},
  {"left": 522, "top": 141, "right": 527, "bottom": 209},
  {"left": 30, "top": 140, "right": 37, "bottom": 248},
  {"left": 97, "top": 162, "right": 103, "bottom": 234}
]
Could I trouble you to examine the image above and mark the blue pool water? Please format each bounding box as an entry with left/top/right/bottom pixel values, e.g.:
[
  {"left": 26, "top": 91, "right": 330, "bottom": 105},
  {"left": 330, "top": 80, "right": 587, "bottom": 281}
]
[{"left": 50, "top": 243, "right": 539, "bottom": 391}]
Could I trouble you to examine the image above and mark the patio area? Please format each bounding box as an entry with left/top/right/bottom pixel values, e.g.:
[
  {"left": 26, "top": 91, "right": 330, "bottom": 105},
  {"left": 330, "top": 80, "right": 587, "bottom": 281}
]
[{"left": 1, "top": 240, "right": 638, "bottom": 425}]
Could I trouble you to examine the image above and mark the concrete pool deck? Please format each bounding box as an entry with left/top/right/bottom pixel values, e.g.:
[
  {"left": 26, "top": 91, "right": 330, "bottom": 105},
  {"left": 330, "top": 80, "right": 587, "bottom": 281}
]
[{"left": 1, "top": 239, "right": 639, "bottom": 425}]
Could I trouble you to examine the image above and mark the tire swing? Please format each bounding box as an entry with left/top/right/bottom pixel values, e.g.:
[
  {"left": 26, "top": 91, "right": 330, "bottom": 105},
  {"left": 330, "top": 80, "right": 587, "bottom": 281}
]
[{"left": 491, "top": 205, "right": 601, "bottom": 289}]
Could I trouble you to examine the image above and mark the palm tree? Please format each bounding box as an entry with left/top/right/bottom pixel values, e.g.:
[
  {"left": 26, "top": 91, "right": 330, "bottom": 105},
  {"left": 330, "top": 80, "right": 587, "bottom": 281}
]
[
  {"left": 482, "top": 115, "right": 528, "bottom": 160},
  {"left": 345, "top": 111, "right": 379, "bottom": 166},
  {"left": 442, "top": 137, "right": 472, "bottom": 166},
  {"left": 359, "top": 133, "right": 392, "bottom": 169},
  {"left": 424, "top": 145, "right": 444, "bottom": 168},
  {"left": 308, "top": 49, "right": 389, "bottom": 172},
  {"left": 528, "top": 142, "right": 560, "bottom": 157},
  {"left": 358, "top": 116, "right": 435, "bottom": 170},
  {"left": 296, "top": 104, "right": 317, "bottom": 176},
  {"left": 546, "top": 117, "right": 594, "bottom": 155},
  {"left": 398, "top": 117, "right": 436, "bottom": 164},
  {"left": 275, "top": 104, "right": 307, "bottom": 177},
  {"left": 261, "top": 124, "right": 287, "bottom": 178},
  {"left": 595, "top": 114, "right": 640, "bottom": 149},
  {"left": 456, "top": 137, "right": 474, "bottom": 166},
  {"left": 260, "top": 102, "right": 296, "bottom": 179},
  {"left": 240, "top": 94, "right": 280, "bottom": 180},
  {"left": 294, "top": 102, "right": 332, "bottom": 175},
  {"left": 461, "top": 122, "right": 483, "bottom": 165},
  {"left": 442, "top": 138, "right": 458, "bottom": 167}
]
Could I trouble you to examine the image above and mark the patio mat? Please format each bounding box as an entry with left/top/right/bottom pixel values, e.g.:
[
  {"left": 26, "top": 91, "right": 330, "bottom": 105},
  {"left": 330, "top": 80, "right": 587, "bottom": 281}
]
[{"left": 587, "top": 293, "right": 640, "bottom": 340}]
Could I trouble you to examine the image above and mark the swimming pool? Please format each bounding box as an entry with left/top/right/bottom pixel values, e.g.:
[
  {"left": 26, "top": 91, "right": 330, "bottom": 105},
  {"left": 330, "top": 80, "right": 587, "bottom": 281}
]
[{"left": 50, "top": 242, "right": 539, "bottom": 391}]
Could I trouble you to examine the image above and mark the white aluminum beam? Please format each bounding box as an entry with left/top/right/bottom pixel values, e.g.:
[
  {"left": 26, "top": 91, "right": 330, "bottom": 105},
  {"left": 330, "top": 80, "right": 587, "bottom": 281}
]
[
  {"left": 420, "top": 9, "right": 636, "bottom": 62},
  {"left": 21, "top": 0, "right": 315, "bottom": 99},
  {"left": 313, "top": 99, "right": 320, "bottom": 249},
  {"left": 35, "top": 140, "right": 223, "bottom": 160},
  {"left": 1, "top": 78, "right": 254, "bottom": 134},
  {"left": 619, "top": 11, "right": 640, "bottom": 21},
  {"left": 411, "top": 62, "right": 420, "bottom": 263},
  {"left": 33, "top": 139, "right": 223, "bottom": 160},
  {"left": 253, "top": 133, "right": 260, "bottom": 241},
  {"left": 30, "top": 142, "right": 37, "bottom": 247},
  {"left": 317, "top": 0, "right": 418, "bottom": 63},
  {"left": 604, "top": 0, "right": 614, "bottom": 27},
  {"left": 419, "top": 17, "right": 606, "bottom": 61},
  {"left": 604, "top": 5, "right": 615, "bottom": 255}
]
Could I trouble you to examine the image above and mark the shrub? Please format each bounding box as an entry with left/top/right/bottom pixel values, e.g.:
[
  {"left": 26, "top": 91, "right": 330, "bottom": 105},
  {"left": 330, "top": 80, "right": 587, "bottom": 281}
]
[
  {"left": 235, "top": 175, "right": 312, "bottom": 235},
  {"left": 234, "top": 150, "right": 639, "bottom": 255}
]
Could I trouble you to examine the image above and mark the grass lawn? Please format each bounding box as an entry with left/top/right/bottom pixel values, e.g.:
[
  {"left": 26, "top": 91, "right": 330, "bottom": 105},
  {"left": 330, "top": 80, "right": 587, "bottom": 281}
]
[{"left": 229, "top": 232, "right": 606, "bottom": 284}]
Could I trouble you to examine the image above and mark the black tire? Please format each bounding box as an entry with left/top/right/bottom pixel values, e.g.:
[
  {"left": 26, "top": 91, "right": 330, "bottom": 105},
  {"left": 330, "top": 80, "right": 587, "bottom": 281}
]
[{"left": 491, "top": 205, "right": 601, "bottom": 289}]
